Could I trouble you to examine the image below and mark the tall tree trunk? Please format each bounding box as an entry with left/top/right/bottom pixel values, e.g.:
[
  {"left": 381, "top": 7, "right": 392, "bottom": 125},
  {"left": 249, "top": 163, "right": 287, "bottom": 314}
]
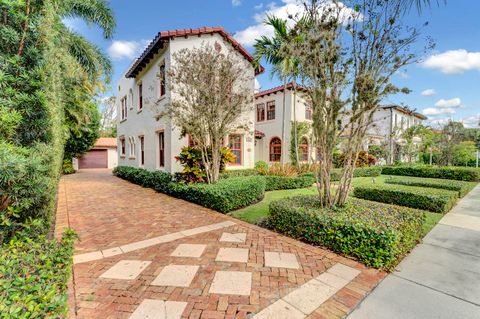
[
  {"left": 17, "top": 0, "right": 30, "bottom": 57},
  {"left": 281, "top": 78, "right": 287, "bottom": 165},
  {"left": 429, "top": 148, "right": 433, "bottom": 165},
  {"left": 293, "top": 81, "right": 300, "bottom": 166}
]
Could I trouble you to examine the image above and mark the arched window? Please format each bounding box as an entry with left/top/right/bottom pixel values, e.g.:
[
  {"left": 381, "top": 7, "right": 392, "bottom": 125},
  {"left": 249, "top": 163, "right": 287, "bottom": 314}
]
[
  {"left": 270, "top": 137, "right": 282, "bottom": 162},
  {"left": 300, "top": 137, "right": 309, "bottom": 161}
]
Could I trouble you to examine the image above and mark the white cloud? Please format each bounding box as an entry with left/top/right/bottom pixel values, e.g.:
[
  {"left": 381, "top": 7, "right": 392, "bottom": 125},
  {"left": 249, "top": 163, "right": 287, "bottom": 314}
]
[
  {"left": 434, "top": 98, "right": 462, "bottom": 109},
  {"left": 107, "top": 40, "right": 149, "bottom": 60},
  {"left": 254, "top": 3, "right": 264, "bottom": 10},
  {"left": 421, "top": 89, "right": 436, "bottom": 97},
  {"left": 234, "top": 0, "right": 359, "bottom": 47},
  {"left": 254, "top": 78, "right": 261, "bottom": 91},
  {"left": 422, "top": 49, "right": 480, "bottom": 74},
  {"left": 423, "top": 107, "right": 456, "bottom": 116},
  {"left": 232, "top": 0, "right": 242, "bottom": 7},
  {"left": 461, "top": 115, "right": 480, "bottom": 128}
]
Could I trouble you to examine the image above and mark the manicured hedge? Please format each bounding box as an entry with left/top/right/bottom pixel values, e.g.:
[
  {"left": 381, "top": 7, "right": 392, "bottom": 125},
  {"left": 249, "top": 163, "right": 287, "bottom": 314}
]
[
  {"left": 264, "top": 175, "right": 315, "bottom": 191},
  {"left": 220, "top": 169, "right": 258, "bottom": 179},
  {"left": 113, "top": 166, "right": 265, "bottom": 213},
  {"left": 384, "top": 176, "right": 475, "bottom": 198},
  {"left": 382, "top": 165, "right": 480, "bottom": 182},
  {"left": 353, "top": 184, "right": 458, "bottom": 213},
  {"left": 0, "top": 230, "right": 77, "bottom": 318},
  {"left": 302, "top": 166, "right": 382, "bottom": 181},
  {"left": 267, "top": 196, "right": 425, "bottom": 269}
]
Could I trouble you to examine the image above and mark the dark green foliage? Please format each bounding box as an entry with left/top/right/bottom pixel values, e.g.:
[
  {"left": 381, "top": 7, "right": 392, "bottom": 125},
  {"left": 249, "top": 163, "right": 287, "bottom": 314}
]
[
  {"left": 304, "top": 166, "right": 382, "bottom": 181},
  {"left": 384, "top": 176, "right": 475, "bottom": 198},
  {"left": 353, "top": 184, "right": 458, "bottom": 213},
  {"left": 382, "top": 165, "right": 480, "bottom": 182},
  {"left": 264, "top": 175, "right": 314, "bottom": 191},
  {"left": 0, "top": 229, "right": 77, "bottom": 319},
  {"left": 267, "top": 195, "right": 425, "bottom": 269},
  {"left": 62, "top": 159, "right": 76, "bottom": 175},
  {"left": 113, "top": 166, "right": 265, "bottom": 213}
]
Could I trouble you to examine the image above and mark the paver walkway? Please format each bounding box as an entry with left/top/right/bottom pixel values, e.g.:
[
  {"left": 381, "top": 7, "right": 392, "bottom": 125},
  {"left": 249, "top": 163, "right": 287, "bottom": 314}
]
[
  {"left": 348, "top": 184, "right": 480, "bottom": 319},
  {"left": 55, "top": 169, "right": 385, "bottom": 319}
]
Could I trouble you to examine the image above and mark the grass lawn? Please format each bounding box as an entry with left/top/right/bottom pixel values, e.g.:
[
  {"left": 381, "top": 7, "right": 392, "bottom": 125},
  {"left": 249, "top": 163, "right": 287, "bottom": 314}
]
[
  {"left": 231, "top": 186, "right": 317, "bottom": 223},
  {"left": 232, "top": 175, "right": 453, "bottom": 236}
]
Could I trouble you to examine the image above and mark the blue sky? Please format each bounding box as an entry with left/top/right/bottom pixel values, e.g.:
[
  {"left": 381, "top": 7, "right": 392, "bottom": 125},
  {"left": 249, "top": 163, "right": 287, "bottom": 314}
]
[{"left": 67, "top": 0, "right": 480, "bottom": 128}]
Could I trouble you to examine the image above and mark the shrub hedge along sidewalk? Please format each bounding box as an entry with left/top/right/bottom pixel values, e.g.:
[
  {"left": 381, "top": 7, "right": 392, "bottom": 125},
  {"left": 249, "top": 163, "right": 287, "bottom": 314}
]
[
  {"left": 353, "top": 184, "right": 458, "bottom": 213},
  {"left": 384, "top": 176, "right": 476, "bottom": 198},
  {"left": 382, "top": 165, "right": 480, "bottom": 182},
  {"left": 267, "top": 196, "right": 425, "bottom": 269}
]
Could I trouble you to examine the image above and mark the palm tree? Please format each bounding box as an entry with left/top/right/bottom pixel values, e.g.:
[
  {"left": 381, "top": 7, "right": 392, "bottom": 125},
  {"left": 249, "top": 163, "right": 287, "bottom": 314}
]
[{"left": 254, "top": 16, "right": 299, "bottom": 165}]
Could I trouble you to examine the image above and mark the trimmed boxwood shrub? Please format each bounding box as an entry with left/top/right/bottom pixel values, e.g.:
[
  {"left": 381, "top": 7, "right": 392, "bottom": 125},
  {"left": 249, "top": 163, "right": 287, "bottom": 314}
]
[
  {"left": 353, "top": 184, "right": 458, "bottom": 213},
  {"left": 384, "top": 176, "right": 475, "bottom": 198},
  {"left": 167, "top": 176, "right": 266, "bottom": 213},
  {"left": 302, "top": 166, "right": 382, "bottom": 181},
  {"left": 382, "top": 165, "right": 480, "bottom": 182},
  {"left": 264, "top": 175, "right": 315, "bottom": 191},
  {"left": 220, "top": 169, "right": 258, "bottom": 179},
  {"left": 113, "top": 166, "right": 265, "bottom": 213},
  {"left": 267, "top": 196, "right": 425, "bottom": 269},
  {"left": 0, "top": 229, "right": 77, "bottom": 318}
]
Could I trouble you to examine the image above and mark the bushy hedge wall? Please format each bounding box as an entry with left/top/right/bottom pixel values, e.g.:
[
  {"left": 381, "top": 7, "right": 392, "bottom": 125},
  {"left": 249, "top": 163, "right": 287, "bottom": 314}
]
[
  {"left": 264, "top": 175, "right": 315, "bottom": 191},
  {"left": 0, "top": 230, "right": 76, "bottom": 318},
  {"left": 384, "top": 176, "right": 475, "bottom": 198},
  {"left": 113, "top": 166, "right": 265, "bottom": 213},
  {"left": 220, "top": 169, "right": 258, "bottom": 179},
  {"left": 267, "top": 196, "right": 425, "bottom": 269},
  {"left": 353, "top": 184, "right": 458, "bottom": 213},
  {"left": 382, "top": 165, "right": 480, "bottom": 182},
  {"left": 302, "top": 166, "right": 382, "bottom": 181}
]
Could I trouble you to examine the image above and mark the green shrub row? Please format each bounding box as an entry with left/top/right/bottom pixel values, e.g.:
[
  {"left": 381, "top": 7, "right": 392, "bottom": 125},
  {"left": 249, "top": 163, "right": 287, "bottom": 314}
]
[
  {"left": 382, "top": 165, "right": 480, "bottom": 182},
  {"left": 353, "top": 184, "right": 458, "bottom": 213},
  {"left": 0, "top": 230, "right": 77, "bottom": 318},
  {"left": 113, "top": 166, "right": 265, "bottom": 213},
  {"left": 267, "top": 195, "right": 425, "bottom": 269},
  {"left": 384, "top": 176, "right": 475, "bottom": 198},
  {"left": 264, "top": 175, "right": 315, "bottom": 191},
  {"left": 220, "top": 169, "right": 258, "bottom": 179},
  {"left": 301, "top": 166, "right": 382, "bottom": 181}
]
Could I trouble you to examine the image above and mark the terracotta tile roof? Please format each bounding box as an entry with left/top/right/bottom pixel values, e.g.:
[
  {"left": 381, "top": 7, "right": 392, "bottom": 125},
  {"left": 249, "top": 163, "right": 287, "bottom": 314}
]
[
  {"left": 382, "top": 104, "right": 427, "bottom": 120},
  {"left": 94, "top": 138, "right": 117, "bottom": 148},
  {"left": 125, "top": 27, "right": 264, "bottom": 78},
  {"left": 255, "top": 82, "right": 309, "bottom": 99}
]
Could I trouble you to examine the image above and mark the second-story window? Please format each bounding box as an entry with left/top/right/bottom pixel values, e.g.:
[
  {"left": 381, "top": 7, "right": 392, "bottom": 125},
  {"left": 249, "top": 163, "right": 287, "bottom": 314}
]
[
  {"left": 305, "top": 105, "right": 312, "bottom": 120},
  {"left": 159, "top": 62, "right": 166, "bottom": 97},
  {"left": 256, "top": 103, "right": 265, "bottom": 122},
  {"left": 138, "top": 83, "right": 143, "bottom": 110},
  {"left": 267, "top": 101, "right": 275, "bottom": 120},
  {"left": 121, "top": 96, "right": 127, "bottom": 120}
]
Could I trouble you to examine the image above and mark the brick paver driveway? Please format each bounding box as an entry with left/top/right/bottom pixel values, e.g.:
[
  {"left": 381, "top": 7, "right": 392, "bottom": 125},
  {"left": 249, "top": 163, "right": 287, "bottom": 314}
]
[{"left": 55, "top": 169, "right": 385, "bottom": 319}]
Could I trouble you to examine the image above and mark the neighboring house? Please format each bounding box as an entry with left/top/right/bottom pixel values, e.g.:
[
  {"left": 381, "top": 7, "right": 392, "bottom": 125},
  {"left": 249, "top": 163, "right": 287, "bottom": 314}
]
[
  {"left": 254, "top": 83, "right": 316, "bottom": 164},
  {"left": 366, "top": 104, "right": 427, "bottom": 163},
  {"left": 74, "top": 137, "right": 118, "bottom": 169},
  {"left": 116, "top": 27, "right": 261, "bottom": 173}
]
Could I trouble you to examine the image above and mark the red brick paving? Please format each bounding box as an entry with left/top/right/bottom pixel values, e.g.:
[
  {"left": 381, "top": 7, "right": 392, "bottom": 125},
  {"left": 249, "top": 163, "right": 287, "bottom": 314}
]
[{"left": 55, "top": 169, "right": 385, "bottom": 318}]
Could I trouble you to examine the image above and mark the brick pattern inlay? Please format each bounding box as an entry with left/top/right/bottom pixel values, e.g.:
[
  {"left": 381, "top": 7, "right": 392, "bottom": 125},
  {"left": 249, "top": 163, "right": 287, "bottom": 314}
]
[{"left": 56, "top": 170, "right": 386, "bottom": 318}]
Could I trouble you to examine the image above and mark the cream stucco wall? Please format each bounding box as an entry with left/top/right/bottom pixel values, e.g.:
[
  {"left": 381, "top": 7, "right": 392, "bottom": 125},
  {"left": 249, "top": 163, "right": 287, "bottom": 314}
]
[
  {"left": 254, "top": 89, "right": 315, "bottom": 164},
  {"left": 116, "top": 32, "right": 255, "bottom": 173}
]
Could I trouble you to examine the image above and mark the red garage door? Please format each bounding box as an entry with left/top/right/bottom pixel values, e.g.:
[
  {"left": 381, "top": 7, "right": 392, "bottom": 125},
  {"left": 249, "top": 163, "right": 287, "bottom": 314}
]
[{"left": 78, "top": 149, "right": 108, "bottom": 169}]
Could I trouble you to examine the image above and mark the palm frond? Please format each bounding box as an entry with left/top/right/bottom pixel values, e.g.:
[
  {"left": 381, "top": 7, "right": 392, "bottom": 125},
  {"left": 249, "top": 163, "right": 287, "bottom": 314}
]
[
  {"left": 61, "top": 0, "right": 116, "bottom": 39},
  {"left": 65, "top": 29, "right": 112, "bottom": 81}
]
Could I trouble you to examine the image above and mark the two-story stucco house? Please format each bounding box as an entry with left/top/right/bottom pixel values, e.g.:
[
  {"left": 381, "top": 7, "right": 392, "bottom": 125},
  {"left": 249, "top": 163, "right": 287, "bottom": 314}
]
[
  {"left": 116, "top": 27, "right": 261, "bottom": 173},
  {"left": 367, "top": 104, "right": 427, "bottom": 163},
  {"left": 254, "top": 83, "right": 316, "bottom": 164}
]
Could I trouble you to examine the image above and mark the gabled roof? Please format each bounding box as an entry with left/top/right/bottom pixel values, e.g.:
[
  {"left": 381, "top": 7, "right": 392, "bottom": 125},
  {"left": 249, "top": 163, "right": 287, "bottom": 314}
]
[
  {"left": 382, "top": 104, "right": 427, "bottom": 120},
  {"left": 255, "top": 82, "right": 309, "bottom": 99},
  {"left": 94, "top": 137, "right": 117, "bottom": 148},
  {"left": 125, "top": 27, "right": 264, "bottom": 78}
]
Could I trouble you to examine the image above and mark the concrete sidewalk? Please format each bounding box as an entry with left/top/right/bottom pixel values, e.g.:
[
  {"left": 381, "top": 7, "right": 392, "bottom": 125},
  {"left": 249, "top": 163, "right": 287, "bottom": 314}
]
[{"left": 349, "top": 184, "right": 480, "bottom": 319}]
